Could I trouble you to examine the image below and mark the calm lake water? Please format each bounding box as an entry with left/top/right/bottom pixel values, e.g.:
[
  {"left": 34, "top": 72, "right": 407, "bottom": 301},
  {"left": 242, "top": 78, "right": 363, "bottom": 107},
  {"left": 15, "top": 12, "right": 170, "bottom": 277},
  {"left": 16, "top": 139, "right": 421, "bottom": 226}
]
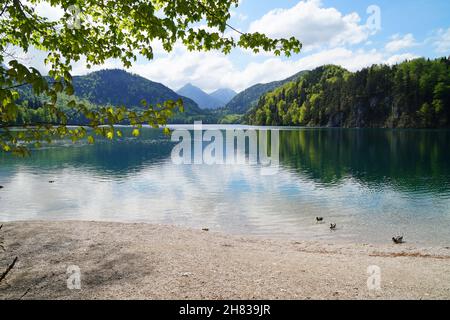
[{"left": 1, "top": 126, "right": 449, "bottom": 246}]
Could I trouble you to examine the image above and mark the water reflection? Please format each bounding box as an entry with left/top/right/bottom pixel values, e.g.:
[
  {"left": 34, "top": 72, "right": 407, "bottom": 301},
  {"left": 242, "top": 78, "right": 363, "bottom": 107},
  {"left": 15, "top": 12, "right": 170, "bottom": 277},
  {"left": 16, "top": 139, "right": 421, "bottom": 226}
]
[
  {"left": 0, "top": 127, "right": 449, "bottom": 246},
  {"left": 279, "top": 129, "right": 450, "bottom": 194}
]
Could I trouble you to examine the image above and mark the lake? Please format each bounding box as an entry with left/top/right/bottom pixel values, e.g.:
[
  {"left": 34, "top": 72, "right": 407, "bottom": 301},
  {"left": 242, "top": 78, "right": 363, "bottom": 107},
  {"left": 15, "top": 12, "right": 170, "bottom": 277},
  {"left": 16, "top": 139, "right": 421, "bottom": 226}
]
[{"left": 1, "top": 126, "right": 449, "bottom": 246}]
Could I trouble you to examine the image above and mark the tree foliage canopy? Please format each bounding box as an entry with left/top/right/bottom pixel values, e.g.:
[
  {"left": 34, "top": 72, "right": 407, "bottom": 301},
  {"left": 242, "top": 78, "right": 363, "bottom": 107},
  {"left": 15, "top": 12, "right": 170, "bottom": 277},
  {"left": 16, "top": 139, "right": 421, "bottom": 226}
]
[{"left": 0, "top": 0, "right": 301, "bottom": 155}]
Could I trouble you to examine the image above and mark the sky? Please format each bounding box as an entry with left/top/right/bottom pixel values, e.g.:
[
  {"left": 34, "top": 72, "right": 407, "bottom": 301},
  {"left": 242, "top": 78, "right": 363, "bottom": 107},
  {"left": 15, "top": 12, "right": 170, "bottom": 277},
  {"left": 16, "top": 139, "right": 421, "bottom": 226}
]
[{"left": 18, "top": 0, "right": 450, "bottom": 93}]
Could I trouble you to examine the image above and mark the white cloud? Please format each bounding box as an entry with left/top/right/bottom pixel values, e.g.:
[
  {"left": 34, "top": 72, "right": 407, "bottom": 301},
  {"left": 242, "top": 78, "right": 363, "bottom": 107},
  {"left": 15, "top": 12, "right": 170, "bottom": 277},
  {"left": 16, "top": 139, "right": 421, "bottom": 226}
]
[
  {"left": 16, "top": 41, "right": 418, "bottom": 94},
  {"left": 295, "top": 48, "right": 383, "bottom": 71},
  {"left": 24, "top": 0, "right": 64, "bottom": 21},
  {"left": 385, "top": 34, "right": 417, "bottom": 52},
  {"left": 12, "top": 0, "right": 422, "bottom": 94},
  {"left": 124, "top": 46, "right": 413, "bottom": 93},
  {"left": 71, "top": 57, "right": 123, "bottom": 75},
  {"left": 432, "top": 28, "right": 450, "bottom": 54},
  {"left": 248, "top": 0, "right": 370, "bottom": 50},
  {"left": 3, "top": 46, "right": 50, "bottom": 74},
  {"left": 130, "top": 46, "right": 237, "bottom": 92},
  {"left": 385, "top": 53, "right": 419, "bottom": 65},
  {"left": 230, "top": 10, "right": 248, "bottom": 22}
]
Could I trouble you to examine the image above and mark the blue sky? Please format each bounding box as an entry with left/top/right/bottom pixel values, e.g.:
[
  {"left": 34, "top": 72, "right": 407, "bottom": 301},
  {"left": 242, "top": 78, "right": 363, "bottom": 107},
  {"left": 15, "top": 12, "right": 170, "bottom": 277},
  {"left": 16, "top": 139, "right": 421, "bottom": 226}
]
[
  {"left": 221, "top": 0, "right": 450, "bottom": 68},
  {"left": 233, "top": 0, "right": 450, "bottom": 59},
  {"left": 23, "top": 0, "right": 450, "bottom": 93}
]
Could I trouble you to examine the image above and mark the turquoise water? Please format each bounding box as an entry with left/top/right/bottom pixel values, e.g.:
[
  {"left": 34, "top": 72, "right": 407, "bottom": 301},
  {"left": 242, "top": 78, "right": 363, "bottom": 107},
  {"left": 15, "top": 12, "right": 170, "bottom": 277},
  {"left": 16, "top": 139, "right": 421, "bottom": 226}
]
[{"left": 0, "top": 126, "right": 449, "bottom": 246}]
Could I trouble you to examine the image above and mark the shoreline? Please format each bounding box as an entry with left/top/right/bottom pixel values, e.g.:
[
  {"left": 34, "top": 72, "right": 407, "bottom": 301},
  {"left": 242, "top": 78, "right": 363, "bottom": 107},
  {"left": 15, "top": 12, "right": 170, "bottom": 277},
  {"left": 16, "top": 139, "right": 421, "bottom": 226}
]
[{"left": 1, "top": 220, "right": 449, "bottom": 300}]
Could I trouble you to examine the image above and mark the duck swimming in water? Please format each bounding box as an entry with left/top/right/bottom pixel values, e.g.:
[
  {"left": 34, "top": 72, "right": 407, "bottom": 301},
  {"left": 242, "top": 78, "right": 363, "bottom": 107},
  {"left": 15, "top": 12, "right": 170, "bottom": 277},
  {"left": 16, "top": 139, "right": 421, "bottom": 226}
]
[
  {"left": 392, "top": 236, "right": 404, "bottom": 244},
  {"left": 330, "top": 223, "right": 337, "bottom": 230},
  {"left": 316, "top": 217, "right": 324, "bottom": 222}
]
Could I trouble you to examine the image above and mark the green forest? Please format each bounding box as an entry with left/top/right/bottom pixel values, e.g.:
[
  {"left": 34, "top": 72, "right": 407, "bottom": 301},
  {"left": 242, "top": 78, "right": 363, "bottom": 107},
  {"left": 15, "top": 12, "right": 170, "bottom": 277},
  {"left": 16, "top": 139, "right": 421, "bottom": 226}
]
[{"left": 245, "top": 57, "right": 450, "bottom": 128}]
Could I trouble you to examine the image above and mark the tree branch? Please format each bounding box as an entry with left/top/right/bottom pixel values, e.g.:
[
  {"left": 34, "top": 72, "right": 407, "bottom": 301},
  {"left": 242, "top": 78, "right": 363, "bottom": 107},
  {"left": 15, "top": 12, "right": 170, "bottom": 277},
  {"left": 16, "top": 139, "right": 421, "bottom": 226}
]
[
  {"left": 0, "top": 2, "right": 9, "bottom": 17},
  {"left": 1, "top": 82, "right": 31, "bottom": 90},
  {"left": 196, "top": 0, "right": 245, "bottom": 36},
  {"left": 0, "top": 257, "right": 17, "bottom": 283}
]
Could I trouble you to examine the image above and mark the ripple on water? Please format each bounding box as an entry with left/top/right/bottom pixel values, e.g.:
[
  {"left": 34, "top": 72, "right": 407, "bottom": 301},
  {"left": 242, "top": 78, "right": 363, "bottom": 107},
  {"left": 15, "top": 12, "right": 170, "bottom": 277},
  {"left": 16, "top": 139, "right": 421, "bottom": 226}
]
[{"left": 1, "top": 127, "right": 450, "bottom": 246}]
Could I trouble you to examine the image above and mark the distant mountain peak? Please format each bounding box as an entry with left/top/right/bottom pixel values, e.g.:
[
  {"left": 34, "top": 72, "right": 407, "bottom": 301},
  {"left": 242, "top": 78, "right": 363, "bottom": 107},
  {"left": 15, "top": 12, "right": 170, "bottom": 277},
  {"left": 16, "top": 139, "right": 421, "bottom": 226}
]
[
  {"left": 181, "top": 83, "right": 196, "bottom": 89},
  {"left": 177, "top": 83, "right": 225, "bottom": 110},
  {"left": 210, "top": 88, "right": 237, "bottom": 105}
]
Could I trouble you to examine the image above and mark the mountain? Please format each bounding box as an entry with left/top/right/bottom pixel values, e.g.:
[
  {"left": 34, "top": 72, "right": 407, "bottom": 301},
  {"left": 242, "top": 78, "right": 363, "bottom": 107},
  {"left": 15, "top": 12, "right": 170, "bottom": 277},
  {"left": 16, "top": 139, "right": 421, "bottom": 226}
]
[
  {"left": 177, "top": 83, "right": 222, "bottom": 109},
  {"left": 210, "top": 88, "right": 237, "bottom": 105},
  {"left": 15, "top": 69, "right": 219, "bottom": 125},
  {"left": 225, "top": 70, "right": 309, "bottom": 114},
  {"left": 72, "top": 69, "right": 202, "bottom": 116},
  {"left": 246, "top": 58, "right": 450, "bottom": 128}
]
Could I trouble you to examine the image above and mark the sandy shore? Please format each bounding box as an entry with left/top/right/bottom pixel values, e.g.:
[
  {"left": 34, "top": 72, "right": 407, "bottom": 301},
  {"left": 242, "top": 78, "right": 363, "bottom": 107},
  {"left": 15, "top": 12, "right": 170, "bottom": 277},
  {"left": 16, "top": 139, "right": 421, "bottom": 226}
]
[{"left": 0, "top": 221, "right": 449, "bottom": 300}]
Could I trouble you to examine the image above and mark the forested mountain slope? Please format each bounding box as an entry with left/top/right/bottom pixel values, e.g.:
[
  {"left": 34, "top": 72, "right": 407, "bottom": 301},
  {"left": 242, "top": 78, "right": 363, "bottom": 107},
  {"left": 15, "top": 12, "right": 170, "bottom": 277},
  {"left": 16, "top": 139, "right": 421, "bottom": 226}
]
[
  {"left": 225, "top": 70, "right": 309, "bottom": 114},
  {"left": 246, "top": 58, "right": 450, "bottom": 128},
  {"left": 73, "top": 70, "right": 202, "bottom": 114}
]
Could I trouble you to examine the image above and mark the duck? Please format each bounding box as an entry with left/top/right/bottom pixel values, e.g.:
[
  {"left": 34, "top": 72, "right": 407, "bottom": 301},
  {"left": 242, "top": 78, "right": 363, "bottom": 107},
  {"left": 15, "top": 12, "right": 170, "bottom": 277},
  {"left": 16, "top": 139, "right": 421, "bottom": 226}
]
[
  {"left": 392, "top": 236, "right": 404, "bottom": 244},
  {"left": 330, "top": 223, "right": 337, "bottom": 230},
  {"left": 0, "top": 186, "right": 3, "bottom": 189},
  {"left": 316, "top": 217, "right": 324, "bottom": 222},
  {"left": 48, "top": 181, "right": 55, "bottom": 184}
]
